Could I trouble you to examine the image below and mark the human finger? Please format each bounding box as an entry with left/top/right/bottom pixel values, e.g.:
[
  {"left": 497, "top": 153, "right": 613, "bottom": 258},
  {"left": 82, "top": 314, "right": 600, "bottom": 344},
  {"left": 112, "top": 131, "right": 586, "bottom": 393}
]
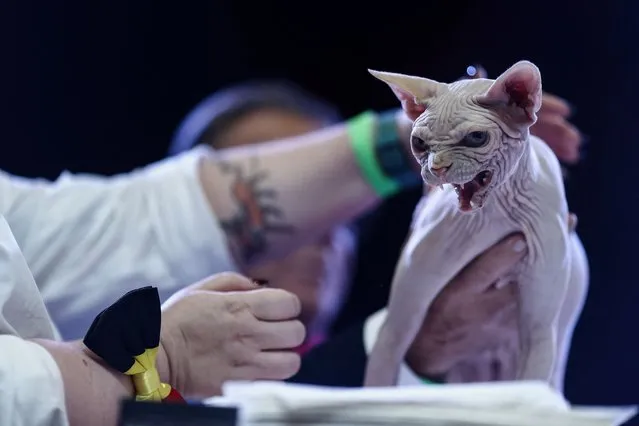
[
  {"left": 189, "top": 272, "right": 258, "bottom": 292},
  {"left": 245, "top": 288, "right": 302, "bottom": 321},
  {"left": 539, "top": 92, "right": 572, "bottom": 117},
  {"left": 252, "top": 320, "right": 306, "bottom": 350},
  {"left": 453, "top": 233, "right": 527, "bottom": 293},
  {"left": 238, "top": 351, "right": 301, "bottom": 380}
]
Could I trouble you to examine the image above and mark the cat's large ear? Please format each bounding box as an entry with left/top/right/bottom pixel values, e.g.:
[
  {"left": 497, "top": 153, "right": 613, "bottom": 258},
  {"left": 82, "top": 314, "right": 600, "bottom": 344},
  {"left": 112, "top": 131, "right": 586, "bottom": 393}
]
[
  {"left": 368, "top": 69, "right": 447, "bottom": 121},
  {"left": 476, "top": 60, "right": 542, "bottom": 126}
]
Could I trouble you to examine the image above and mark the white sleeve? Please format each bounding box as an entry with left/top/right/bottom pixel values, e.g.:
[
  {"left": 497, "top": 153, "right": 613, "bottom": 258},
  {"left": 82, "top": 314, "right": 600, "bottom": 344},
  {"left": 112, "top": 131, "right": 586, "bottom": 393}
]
[
  {"left": 0, "top": 146, "right": 237, "bottom": 340},
  {"left": 0, "top": 215, "right": 68, "bottom": 426},
  {"left": 363, "top": 309, "right": 426, "bottom": 387},
  {"left": 0, "top": 336, "right": 68, "bottom": 426}
]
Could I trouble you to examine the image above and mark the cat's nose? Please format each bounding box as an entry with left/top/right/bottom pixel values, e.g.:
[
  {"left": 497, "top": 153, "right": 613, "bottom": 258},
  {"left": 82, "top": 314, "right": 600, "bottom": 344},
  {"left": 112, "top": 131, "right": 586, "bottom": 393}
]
[{"left": 430, "top": 165, "right": 450, "bottom": 178}]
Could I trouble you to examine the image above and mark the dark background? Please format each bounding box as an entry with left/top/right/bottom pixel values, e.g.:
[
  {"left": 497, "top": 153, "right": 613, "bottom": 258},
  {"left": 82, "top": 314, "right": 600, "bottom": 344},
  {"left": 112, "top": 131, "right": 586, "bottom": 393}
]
[{"left": 1, "top": 0, "right": 637, "bottom": 408}]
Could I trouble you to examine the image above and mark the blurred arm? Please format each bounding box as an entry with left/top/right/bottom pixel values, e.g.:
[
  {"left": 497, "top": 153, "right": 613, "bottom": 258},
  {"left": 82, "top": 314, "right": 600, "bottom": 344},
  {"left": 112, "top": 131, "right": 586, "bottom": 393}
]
[
  {"left": 199, "top": 111, "right": 416, "bottom": 269},
  {"left": 0, "top": 111, "right": 414, "bottom": 339}
]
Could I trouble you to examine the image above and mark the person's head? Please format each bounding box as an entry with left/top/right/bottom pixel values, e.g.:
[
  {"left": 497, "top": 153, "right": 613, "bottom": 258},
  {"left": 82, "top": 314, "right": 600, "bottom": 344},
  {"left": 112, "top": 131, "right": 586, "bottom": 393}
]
[
  {"left": 169, "top": 80, "right": 341, "bottom": 154},
  {"left": 169, "top": 80, "right": 355, "bottom": 341}
]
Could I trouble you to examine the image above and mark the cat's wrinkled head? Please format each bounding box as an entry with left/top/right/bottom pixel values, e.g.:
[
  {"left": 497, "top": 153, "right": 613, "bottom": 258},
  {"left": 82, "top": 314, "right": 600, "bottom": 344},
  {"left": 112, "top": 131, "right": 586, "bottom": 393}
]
[{"left": 370, "top": 60, "right": 542, "bottom": 212}]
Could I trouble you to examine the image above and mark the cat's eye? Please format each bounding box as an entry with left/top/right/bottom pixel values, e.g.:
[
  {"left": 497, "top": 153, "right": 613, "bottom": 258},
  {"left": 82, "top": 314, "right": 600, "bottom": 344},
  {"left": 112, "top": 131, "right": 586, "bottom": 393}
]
[
  {"left": 460, "top": 131, "right": 489, "bottom": 148},
  {"left": 411, "top": 136, "right": 429, "bottom": 153}
]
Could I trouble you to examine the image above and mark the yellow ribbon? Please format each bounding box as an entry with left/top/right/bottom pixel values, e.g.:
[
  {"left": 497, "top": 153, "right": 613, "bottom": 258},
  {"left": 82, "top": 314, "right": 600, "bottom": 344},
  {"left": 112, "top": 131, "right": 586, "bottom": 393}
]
[{"left": 124, "top": 347, "right": 172, "bottom": 402}]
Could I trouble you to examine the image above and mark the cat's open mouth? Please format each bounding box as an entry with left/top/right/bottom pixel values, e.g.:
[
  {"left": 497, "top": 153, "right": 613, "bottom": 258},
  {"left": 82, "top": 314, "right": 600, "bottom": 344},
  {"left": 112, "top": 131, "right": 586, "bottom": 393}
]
[{"left": 452, "top": 170, "right": 493, "bottom": 212}]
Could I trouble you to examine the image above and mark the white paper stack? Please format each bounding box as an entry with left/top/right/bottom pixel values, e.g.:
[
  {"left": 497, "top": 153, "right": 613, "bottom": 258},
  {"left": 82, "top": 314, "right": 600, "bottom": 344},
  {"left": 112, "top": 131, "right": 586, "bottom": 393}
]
[{"left": 204, "top": 381, "right": 637, "bottom": 426}]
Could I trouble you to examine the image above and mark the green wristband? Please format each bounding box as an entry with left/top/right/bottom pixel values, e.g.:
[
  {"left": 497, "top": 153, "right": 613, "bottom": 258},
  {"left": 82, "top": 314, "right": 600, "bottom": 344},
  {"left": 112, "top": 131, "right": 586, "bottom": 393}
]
[
  {"left": 346, "top": 111, "right": 400, "bottom": 198},
  {"left": 420, "top": 377, "right": 439, "bottom": 385}
]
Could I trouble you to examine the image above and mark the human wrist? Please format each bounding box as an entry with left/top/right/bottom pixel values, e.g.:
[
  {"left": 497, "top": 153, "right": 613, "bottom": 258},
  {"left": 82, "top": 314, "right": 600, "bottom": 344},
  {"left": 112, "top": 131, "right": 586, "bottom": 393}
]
[
  {"left": 157, "top": 340, "right": 172, "bottom": 387},
  {"left": 32, "top": 338, "right": 137, "bottom": 426},
  {"left": 346, "top": 110, "right": 421, "bottom": 198},
  {"left": 77, "top": 340, "right": 136, "bottom": 395},
  {"left": 83, "top": 286, "right": 186, "bottom": 403},
  {"left": 159, "top": 328, "right": 181, "bottom": 392}
]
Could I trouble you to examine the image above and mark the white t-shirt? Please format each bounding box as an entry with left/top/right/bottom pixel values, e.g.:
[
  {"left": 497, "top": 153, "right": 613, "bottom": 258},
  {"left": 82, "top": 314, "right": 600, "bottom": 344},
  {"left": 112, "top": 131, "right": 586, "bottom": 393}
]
[
  {"left": 3, "top": 147, "right": 236, "bottom": 340},
  {"left": 0, "top": 146, "right": 419, "bottom": 426},
  {"left": 0, "top": 216, "right": 68, "bottom": 425}
]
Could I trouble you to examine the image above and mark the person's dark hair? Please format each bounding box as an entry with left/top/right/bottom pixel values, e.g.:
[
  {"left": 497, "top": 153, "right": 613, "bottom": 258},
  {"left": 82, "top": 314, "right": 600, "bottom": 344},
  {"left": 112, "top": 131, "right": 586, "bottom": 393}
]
[{"left": 168, "top": 80, "right": 341, "bottom": 156}]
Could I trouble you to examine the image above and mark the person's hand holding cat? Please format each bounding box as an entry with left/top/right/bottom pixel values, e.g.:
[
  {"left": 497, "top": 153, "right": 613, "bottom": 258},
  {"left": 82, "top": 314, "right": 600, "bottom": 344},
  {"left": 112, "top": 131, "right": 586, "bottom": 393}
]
[
  {"left": 403, "top": 210, "right": 577, "bottom": 382},
  {"left": 404, "top": 233, "right": 525, "bottom": 381}
]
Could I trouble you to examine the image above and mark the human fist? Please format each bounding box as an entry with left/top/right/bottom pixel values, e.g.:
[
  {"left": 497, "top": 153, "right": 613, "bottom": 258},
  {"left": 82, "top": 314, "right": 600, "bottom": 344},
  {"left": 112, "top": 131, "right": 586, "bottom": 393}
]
[{"left": 159, "top": 272, "right": 305, "bottom": 397}]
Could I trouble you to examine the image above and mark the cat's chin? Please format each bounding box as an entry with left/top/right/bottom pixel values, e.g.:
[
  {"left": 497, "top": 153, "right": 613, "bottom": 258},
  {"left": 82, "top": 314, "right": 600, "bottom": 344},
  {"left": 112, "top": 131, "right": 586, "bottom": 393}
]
[{"left": 452, "top": 170, "right": 493, "bottom": 213}]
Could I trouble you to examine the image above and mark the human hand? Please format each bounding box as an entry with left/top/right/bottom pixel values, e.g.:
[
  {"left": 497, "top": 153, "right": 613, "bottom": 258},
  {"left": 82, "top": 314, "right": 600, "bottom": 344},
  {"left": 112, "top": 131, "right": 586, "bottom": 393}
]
[
  {"left": 159, "top": 272, "right": 305, "bottom": 397},
  {"left": 246, "top": 227, "right": 354, "bottom": 332},
  {"left": 464, "top": 65, "right": 583, "bottom": 164},
  {"left": 404, "top": 233, "right": 526, "bottom": 380}
]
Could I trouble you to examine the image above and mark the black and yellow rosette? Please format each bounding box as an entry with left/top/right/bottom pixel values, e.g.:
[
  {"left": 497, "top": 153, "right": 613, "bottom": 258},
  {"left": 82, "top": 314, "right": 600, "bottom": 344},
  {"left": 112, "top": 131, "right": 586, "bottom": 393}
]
[{"left": 83, "top": 286, "right": 185, "bottom": 403}]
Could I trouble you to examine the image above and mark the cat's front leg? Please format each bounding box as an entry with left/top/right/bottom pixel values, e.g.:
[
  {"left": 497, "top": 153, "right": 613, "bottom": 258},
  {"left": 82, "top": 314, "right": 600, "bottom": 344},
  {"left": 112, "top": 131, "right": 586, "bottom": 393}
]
[
  {"left": 364, "top": 214, "right": 507, "bottom": 387},
  {"left": 517, "top": 214, "right": 571, "bottom": 385}
]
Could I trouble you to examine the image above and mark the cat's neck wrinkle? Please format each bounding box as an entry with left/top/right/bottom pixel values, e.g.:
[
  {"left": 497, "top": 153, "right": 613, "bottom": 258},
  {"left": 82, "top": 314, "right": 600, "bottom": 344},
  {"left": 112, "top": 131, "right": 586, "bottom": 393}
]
[
  {"left": 493, "top": 137, "right": 544, "bottom": 261},
  {"left": 497, "top": 138, "right": 534, "bottom": 197}
]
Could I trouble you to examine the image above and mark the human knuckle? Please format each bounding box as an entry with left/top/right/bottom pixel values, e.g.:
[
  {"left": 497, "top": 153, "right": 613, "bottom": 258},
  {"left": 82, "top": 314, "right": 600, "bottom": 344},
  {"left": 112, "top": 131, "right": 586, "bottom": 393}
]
[
  {"left": 272, "top": 290, "right": 301, "bottom": 314},
  {"left": 213, "top": 271, "right": 246, "bottom": 281},
  {"left": 223, "top": 295, "right": 251, "bottom": 316},
  {"left": 212, "top": 271, "right": 248, "bottom": 287},
  {"left": 229, "top": 354, "right": 251, "bottom": 369},
  {"left": 229, "top": 330, "right": 260, "bottom": 359}
]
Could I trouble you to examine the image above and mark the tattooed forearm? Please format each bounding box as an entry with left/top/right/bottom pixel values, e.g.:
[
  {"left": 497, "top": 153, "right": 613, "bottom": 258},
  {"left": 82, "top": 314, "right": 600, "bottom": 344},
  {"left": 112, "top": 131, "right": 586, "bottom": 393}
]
[{"left": 217, "top": 157, "right": 295, "bottom": 265}]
